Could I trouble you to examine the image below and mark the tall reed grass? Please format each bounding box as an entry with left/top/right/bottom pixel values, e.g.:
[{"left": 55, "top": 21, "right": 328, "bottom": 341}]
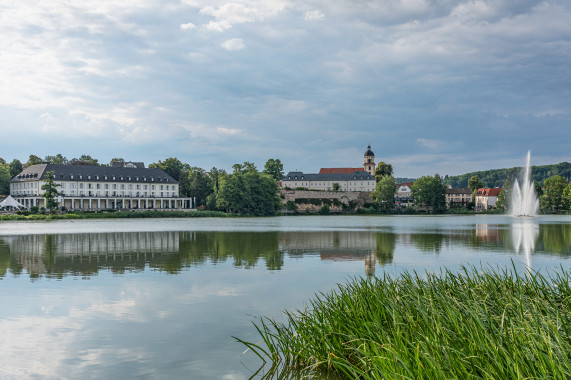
[{"left": 237, "top": 265, "right": 571, "bottom": 379}]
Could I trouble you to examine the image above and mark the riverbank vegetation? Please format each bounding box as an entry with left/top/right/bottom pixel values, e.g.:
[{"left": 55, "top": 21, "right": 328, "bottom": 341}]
[
  {"left": 238, "top": 266, "right": 571, "bottom": 379},
  {"left": 0, "top": 210, "right": 226, "bottom": 221}
]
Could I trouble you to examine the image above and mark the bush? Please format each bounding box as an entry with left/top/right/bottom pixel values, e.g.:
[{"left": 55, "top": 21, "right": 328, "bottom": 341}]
[
  {"left": 30, "top": 206, "right": 39, "bottom": 214},
  {"left": 319, "top": 204, "right": 330, "bottom": 215},
  {"left": 286, "top": 201, "right": 298, "bottom": 211}
]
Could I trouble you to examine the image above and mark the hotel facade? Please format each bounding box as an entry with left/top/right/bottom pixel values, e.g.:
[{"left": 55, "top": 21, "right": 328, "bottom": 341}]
[{"left": 10, "top": 162, "right": 194, "bottom": 211}]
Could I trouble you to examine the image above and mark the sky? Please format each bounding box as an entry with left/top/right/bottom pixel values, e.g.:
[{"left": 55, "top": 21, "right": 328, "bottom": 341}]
[{"left": 0, "top": 0, "right": 570, "bottom": 178}]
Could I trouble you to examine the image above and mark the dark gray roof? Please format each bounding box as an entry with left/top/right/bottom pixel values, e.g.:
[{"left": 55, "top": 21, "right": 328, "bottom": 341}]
[
  {"left": 283, "top": 171, "right": 375, "bottom": 181},
  {"left": 364, "top": 144, "right": 374, "bottom": 156},
  {"left": 11, "top": 164, "right": 178, "bottom": 184}
]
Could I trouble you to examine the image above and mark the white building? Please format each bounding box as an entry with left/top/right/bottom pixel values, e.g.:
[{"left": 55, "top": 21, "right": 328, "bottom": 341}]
[
  {"left": 281, "top": 171, "right": 376, "bottom": 192},
  {"left": 10, "top": 162, "right": 194, "bottom": 211}
]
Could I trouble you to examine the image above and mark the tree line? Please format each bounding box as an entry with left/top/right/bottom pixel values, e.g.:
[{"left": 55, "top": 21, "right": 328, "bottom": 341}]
[{"left": 444, "top": 162, "right": 571, "bottom": 188}]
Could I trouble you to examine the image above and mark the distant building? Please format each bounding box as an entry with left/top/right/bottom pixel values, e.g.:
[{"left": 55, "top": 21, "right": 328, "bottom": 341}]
[
  {"left": 395, "top": 182, "right": 414, "bottom": 208},
  {"left": 475, "top": 188, "right": 501, "bottom": 211},
  {"left": 282, "top": 144, "right": 377, "bottom": 192},
  {"left": 445, "top": 188, "right": 472, "bottom": 209},
  {"left": 319, "top": 144, "right": 376, "bottom": 176},
  {"left": 281, "top": 171, "right": 375, "bottom": 192},
  {"left": 10, "top": 162, "right": 194, "bottom": 211}
]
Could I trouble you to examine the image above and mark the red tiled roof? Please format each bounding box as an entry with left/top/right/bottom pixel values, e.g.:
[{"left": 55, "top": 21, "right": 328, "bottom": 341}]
[
  {"left": 476, "top": 188, "right": 502, "bottom": 197},
  {"left": 397, "top": 182, "right": 414, "bottom": 188},
  {"left": 319, "top": 167, "right": 364, "bottom": 174}
]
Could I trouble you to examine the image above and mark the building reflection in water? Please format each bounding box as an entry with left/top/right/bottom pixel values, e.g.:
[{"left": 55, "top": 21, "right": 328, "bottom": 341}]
[
  {"left": 279, "top": 230, "right": 394, "bottom": 276},
  {"left": 0, "top": 230, "right": 395, "bottom": 279}
]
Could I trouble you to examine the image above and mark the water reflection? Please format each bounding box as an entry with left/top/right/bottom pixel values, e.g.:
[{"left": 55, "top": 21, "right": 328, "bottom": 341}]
[
  {"left": 511, "top": 221, "right": 540, "bottom": 268},
  {"left": 1, "top": 223, "right": 570, "bottom": 280}
]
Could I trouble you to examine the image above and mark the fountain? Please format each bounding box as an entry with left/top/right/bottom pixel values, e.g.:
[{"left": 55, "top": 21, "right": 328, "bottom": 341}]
[{"left": 510, "top": 151, "right": 540, "bottom": 216}]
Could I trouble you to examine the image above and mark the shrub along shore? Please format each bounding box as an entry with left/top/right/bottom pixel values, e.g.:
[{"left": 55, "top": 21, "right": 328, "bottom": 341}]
[
  {"left": 0, "top": 210, "right": 227, "bottom": 220},
  {"left": 237, "top": 266, "right": 571, "bottom": 379}
]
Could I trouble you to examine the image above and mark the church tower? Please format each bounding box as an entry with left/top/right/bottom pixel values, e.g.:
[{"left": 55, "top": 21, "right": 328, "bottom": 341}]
[{"left": 364, "top": 144, "right": 375, "bottom": 176}]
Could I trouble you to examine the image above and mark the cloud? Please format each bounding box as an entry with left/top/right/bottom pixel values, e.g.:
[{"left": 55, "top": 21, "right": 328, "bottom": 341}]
[
  {"left": 221, "top": 38, "right": 245, "bottom": 51},
  {"left": 303, "top": 10, "right": 325, "bottom": 21},
  {"left": 180, "top": 22, "right": 196, "bottom": 30}
]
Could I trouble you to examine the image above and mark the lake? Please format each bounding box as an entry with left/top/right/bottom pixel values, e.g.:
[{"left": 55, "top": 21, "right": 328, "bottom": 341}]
[{"left": 1, "top": 215, "right": 570, "bottom": 379}]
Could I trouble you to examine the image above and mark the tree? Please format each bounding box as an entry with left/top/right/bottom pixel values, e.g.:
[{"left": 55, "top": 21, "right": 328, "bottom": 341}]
[
  {"left": 263, "top": 158, "right": 284, "bottom": 182},
  {"left": 411, "top": 174, "right": 447, "bottom": 213},
  {"left": 9, "top": 159, "right": 23, "bottom": 178},
  {"left": 232, "top": 161, "right": 257, "bottom": 175},
  {"left": 496, "top": 179, "right": 512, "bottom": 210},
  {"left": 374, "top": 162, "right": 393, "bottom": 182},
  {"left": 186, "top": 167, "right": 211, "bottom": 206},
  {"left": 563, "top": 183, "right": 571, "bottom": 211},
  {"left": 149, "top": 158, "right": 189, "bottom": 181},
  {"left": 468, "top": 175, "right": 484, "bottom": 202},
  {"left": 216, "top": 170, "right": 281, "bottom": 215},
  {"left": 109, "top": 158, "right": 125, "bottom": 166},
  {"left": 209, "top": 167, "right": 226, "bottom": 193},
  {"left": 69, "top": 155, "right": 99, "bottom": 166},
  {"left": 372, "top": 175, "right": 397, "bottom": 212},
  {"left": 41, "top": 171, "right": 61, "bottom": 213},
  {"left": 540, "top": 175, "right": 568, "bottom": 214},
  {"left": 44, "top": 154, "right": 68, "bottom": 165},
  {"left": 26, "top": 155, "right": 43, "bottom": 166},
  {"left": 332, "top": 182, "right": 340, "bottom": 192},
  {"left": 534, "top": 180, "right": 543, "bottom": 197},
  {"left": 0, "top": 163, "right": 10, "bottom": 195}
]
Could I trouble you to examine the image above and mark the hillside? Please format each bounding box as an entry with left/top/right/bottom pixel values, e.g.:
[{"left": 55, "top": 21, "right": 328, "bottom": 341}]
[{"left": 444, "top": 162, "right": 571, "bottom": 188}]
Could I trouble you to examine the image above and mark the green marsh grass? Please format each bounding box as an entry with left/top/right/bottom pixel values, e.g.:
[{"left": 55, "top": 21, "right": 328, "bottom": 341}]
[{"left": 237, "top": 266, "right": 571, "bottom": 379}]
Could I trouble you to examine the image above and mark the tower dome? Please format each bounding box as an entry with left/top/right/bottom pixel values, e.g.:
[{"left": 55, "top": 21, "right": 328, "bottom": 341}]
[{"left": 364, "top": 144, "right": 374, "bottom": 157}]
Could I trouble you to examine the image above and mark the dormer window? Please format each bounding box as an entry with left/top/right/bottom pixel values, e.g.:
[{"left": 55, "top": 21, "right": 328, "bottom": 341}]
[
  {"left": 79, "top": 175, "right": 82, "bottom": 179},
  {"left": 87, "top": 176, "right": 91, "bottom": 179},
  {"left": 96, "top": 176, "right": 99, "bottom": 180},
  {"left": 70, "top": 175, "right": 73, "bottom": 179},
  {"left": 120, "top": 177, "right": 124, "bottom": 181},
  {"left": 104, "top": 176, "right": 108, "bottom": 180}
]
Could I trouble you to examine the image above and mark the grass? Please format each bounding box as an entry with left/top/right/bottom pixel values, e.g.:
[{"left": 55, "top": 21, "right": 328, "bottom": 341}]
[
  {"left": 236, "top": 265, "right": 571, "bottom": 379},
  {"left": 0, "top": 210, "right": 227, "bottom": 220}
]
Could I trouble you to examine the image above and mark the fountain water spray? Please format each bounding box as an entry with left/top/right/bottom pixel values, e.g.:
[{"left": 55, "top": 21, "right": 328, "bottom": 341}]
[{"left": 510, "top": 151, "right": 540, "bottom": 216}]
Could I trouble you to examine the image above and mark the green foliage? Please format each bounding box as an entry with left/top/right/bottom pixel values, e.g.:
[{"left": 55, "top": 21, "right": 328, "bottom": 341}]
[
  {"left": 9, "top": 159, "right": 23, "bottom": 177},
  {"left": 468, "top": 175, "right": 484, "bottom": 191},
  {"left": 411, "top": 174, "right": 447, "bottom": 213},
  {"left": 446, "top": 162, "right": 571, "bottom": 188},
  {"left": 564, "top": 183, "right": 571, "bottom": 211},
  {"left": 374, "top": 162, "right": 393, "bottom": 182},
  {"left": 332, "top": 182, "right": 340, "bottom": 192},
  {"left": 540, "top": 175, "right": 569, "bottom": 214},
  {"left": 149, "top": 157, "right": 189, "bottom": 181},
  {"left": 371, "top": 175, "right": 397, "bottom": 211},
  {"left": 69, "top": 155, "right": 99, "bottom": 166},
  {"left": 185, "top": 167, "right": 211, "bottom": 205},
  {"left": 285, "top": 201, "right": 297, "bottom": 211},
  {"left": 44, "top": 154, "right": 68, "bottom": 165},
  {"left": 215, "top": 170, "right": 281, "bottom": 216},
  {"left": 26, "top": 154, "right": 43, "bottom": 167},
  {"left": 263, "top": 158, "right": 284, "bottom": 182},
  {"left": 109, "top": 158, "right": 125, "bottom": 166},
  {"left": 496, "top": 179, "right": 512, "bottom": 210},
  {"left": 238, "top": 266, "right": 571, "bottom": 379},
  {"left": 30, "top": 206, "right": 39, "bottom": 214},
  {"left": 41, "top": 171, "right": 61, "bottom": 212},
  {"left": 232, "top": 161, "right": 257, "bottom": 175},
  {"left": 0, "top": 164, "right": 11, "bottom": 195},
  {"left": 319, "top": 204, "right": 330, "bottom": 215}
]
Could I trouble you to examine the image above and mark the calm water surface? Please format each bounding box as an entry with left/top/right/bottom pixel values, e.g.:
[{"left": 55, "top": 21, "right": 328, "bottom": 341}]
[{"left": 1, "top": 215, "right": 570, "bottom": 379}]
